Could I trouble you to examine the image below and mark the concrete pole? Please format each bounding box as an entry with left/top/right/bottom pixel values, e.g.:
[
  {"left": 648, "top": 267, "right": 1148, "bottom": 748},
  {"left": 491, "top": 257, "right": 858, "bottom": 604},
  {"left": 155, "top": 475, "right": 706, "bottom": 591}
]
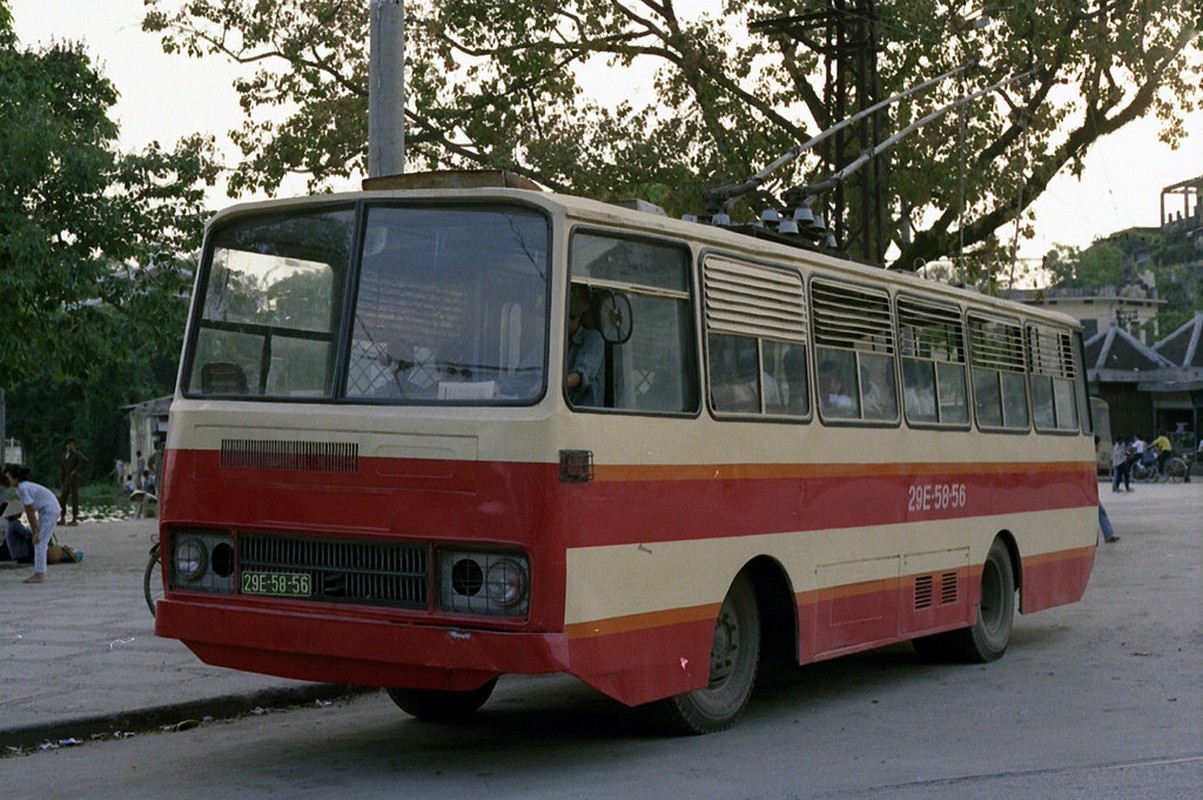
[{"left": 368, "top": 0, "right": 405, "bottom": 178}]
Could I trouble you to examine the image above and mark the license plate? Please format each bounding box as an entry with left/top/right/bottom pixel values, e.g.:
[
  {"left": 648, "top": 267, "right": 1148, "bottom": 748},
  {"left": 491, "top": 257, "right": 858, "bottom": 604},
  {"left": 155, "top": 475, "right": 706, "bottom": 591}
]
[{"left": 240, "top": 570, "right": 312, "bottom": 598}]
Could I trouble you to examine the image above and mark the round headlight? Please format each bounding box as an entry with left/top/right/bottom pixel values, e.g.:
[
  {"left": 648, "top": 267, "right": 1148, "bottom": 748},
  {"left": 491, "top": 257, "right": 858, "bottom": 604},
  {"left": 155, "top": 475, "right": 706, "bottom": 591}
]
[
  {"left": 174, "top": 538, "right": 208, "bottom": 582},
  {"left": 485, "top": 559, "right": 527, "bottom": 607}
]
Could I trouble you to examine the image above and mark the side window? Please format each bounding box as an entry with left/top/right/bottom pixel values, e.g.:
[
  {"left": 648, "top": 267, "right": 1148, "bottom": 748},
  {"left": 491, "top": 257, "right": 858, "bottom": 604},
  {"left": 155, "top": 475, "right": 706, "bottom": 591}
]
[
  {"left": 1027, "top": 324, "right": 1080, "bottom": 432},
  {"left": 968, "top": 314, "right": 1029, "bottom": 431},
  {"left": 897, "top": 297, "right": 969, "bottom": 426},
  {"left": 568, "top": 232, "right": 698, "bottom": 414},
  {"left": 811, "top": 278, "right": 898, "bottom": 424},
  {"left": 703, "top": 258, "right": 809, "bottom": 418}
]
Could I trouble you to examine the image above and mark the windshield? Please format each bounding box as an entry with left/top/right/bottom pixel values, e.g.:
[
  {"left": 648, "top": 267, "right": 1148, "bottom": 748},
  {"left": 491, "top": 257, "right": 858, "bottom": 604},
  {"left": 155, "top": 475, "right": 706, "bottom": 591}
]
[{"left": 183, "top": 203, "right": 550, "bottom": 404}]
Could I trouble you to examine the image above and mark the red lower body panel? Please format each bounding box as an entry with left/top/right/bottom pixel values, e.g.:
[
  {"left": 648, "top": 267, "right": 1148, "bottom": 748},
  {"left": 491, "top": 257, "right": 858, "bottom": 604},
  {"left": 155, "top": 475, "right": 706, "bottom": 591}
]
[{"left": 156, "top": 598, "right": 569, "bottom": 692}]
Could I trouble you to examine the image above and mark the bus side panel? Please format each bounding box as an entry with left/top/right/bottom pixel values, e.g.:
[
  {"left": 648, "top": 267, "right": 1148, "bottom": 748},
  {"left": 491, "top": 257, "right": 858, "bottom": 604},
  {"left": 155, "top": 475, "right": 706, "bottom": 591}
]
[
  {"left": 565, "top": 612, "right": 718, "bottom": 707},
  {"left": 1018, "top": 545, "right": 1097, "bottom": 612}
]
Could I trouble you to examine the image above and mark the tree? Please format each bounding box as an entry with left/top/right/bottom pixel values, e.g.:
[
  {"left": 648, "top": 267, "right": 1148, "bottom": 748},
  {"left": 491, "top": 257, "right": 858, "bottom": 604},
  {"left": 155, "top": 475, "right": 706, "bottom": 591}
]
[
  {"left": 0, "top": 36, "right": 219, "bottom": 381},
  {"left": 142, "top": 1, "right": 1199, "bottom": 270},
  {"left": 1043, "top": 242, "right": 1125, "bottom": 289},
  {"left": 0, "top": 9, "right": 219, "bottom": 479}
]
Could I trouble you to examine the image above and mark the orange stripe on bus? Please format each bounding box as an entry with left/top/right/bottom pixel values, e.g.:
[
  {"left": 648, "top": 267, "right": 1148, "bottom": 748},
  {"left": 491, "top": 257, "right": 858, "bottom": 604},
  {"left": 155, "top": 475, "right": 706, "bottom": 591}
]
[{"left": 566, "top": 603, "right": 722, "bottom": 640}]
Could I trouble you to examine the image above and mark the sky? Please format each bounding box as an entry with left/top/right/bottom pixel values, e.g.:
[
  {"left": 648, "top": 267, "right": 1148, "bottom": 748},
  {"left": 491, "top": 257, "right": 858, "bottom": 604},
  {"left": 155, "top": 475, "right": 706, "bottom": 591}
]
[{"left": 11, "top": 0, "right": 1202, "bottom": 271}]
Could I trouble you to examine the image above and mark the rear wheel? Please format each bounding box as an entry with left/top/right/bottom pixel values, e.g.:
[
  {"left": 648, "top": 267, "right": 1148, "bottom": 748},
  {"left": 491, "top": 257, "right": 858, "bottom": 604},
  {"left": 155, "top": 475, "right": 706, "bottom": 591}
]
[
  {"left": 913, "top": 537, "right": 1015, "bottom": 663},
  {"left": 386, "top": 679, "right": 497, "bottom": 721},
  {"left": 652, "top": 573, "right": 761, "bottom": 734}
]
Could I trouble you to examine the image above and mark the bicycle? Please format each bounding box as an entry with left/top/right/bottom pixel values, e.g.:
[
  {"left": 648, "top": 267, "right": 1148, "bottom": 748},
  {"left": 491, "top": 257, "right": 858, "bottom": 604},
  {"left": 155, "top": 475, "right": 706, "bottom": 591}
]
[
  {"left": 1161, "top": 455, "right": 1189, "bottom": 483},
  {"left": 1131, "top": 455, "right": 1190, "bottom": 484},
  {"left": 1131, "top": 459, "right": 1159, "bottom": 483},
  {"left": 144, "top": 533, "right": 162, "bottom": 618}
]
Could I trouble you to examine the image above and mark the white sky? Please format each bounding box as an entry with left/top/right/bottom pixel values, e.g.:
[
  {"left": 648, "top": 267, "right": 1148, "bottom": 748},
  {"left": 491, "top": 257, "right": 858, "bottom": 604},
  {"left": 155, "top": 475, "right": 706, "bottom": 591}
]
[{"left": 12, "top": 0, "right": 1202, "bottom": 267}]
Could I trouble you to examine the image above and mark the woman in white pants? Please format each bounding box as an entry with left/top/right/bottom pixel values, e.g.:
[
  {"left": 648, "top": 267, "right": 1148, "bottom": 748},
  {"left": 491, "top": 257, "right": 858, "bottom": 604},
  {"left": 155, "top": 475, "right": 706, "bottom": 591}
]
[{"left": 4, "top": 464, "right": 61, "bottom": 584}]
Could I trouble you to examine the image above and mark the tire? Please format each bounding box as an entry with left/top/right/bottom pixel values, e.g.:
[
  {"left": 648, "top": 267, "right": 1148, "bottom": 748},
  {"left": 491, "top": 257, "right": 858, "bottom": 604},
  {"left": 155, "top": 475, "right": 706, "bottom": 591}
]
[
  {"left": 913, "top": 538, "right": 1015, "bottom": 663},
  {"left": 1164, "top": 458, "right": 1188, "bottom": 483},
  {"left": 1131, "top": 462, "right": 1157, "bottom": 483},
  {"left": 651, "top": 573, "right": 761, "bottom": 735},
  {"left": 386, "top": 678, "right": 497, "bottom": 721},
  {"left": 144, "top": 543, "right": 163, "bottom": 618}
]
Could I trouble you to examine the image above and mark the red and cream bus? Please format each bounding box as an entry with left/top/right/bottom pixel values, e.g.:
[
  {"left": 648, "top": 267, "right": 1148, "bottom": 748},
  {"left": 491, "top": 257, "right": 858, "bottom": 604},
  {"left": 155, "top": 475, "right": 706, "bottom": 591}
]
[{"left": 154, "top": 171, "right": 1098, "bottom": 733}]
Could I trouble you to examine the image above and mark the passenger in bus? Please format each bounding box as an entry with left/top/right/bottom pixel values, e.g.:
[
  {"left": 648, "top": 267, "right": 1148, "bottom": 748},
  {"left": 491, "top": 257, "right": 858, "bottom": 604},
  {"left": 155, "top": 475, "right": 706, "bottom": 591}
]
[
  {"left": 566, "top": 286, "right": 605, "bottom": 407},
  {"left": 818, "top": 359, "right": 858, "bottom": 417},
  {"left": 860, "top": 360, "right": 897, "bottom": 420}
]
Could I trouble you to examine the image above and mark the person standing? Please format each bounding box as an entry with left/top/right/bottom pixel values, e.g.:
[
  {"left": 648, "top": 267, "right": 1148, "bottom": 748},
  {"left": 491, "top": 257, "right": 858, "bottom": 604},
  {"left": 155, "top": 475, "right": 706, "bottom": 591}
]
[
  {"left": 59, "top": 437, "right": 87, "bottom": 526},
  {"left": 134, "top": 449, "right": 146, "bottom": 489},
  {"left": 1111, "top": 436, "right": 1132, "bottom": 492},
  {"left": 4, "top": 463, "right": 62, "bottom": 584}
]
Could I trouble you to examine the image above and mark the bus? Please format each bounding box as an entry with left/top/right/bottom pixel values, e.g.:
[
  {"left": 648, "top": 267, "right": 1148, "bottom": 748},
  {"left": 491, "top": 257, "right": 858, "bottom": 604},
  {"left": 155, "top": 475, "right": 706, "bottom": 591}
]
[{"left": 154, "top": 171, "right": 1099, "bottom": 733}]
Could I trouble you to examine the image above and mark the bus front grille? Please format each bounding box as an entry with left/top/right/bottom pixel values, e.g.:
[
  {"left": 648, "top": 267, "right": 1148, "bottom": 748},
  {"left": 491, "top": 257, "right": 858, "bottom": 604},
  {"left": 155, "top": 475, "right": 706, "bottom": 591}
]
[{"left": 239, "top": 534, "right": 428, "bottom": 609}]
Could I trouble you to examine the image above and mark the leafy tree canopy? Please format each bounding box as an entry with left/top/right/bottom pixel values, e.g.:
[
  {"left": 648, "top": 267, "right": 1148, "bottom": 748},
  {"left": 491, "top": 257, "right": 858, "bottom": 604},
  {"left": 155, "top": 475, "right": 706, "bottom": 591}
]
[
  {"left": 0, "top": 32, "right": 219, "bottom": 382},
  {"left": 1, "top": 16, "right": 219, "bottom": 479},
  {"left": 143, "top": 0, "right": 1199, "bottom": 270}
]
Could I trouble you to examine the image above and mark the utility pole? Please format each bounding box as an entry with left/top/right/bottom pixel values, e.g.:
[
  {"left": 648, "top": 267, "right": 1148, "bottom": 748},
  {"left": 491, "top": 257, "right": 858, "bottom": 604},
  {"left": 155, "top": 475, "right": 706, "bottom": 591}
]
[{"left": 368, "top": 0, "right": 406, "bottom": 178}]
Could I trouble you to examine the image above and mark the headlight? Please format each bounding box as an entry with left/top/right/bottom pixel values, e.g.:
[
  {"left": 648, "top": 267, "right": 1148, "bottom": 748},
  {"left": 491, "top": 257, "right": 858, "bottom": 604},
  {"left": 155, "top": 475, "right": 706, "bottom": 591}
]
[
  {"left": 174, "top": 538, "right": 208, "bottom": 582},
  {"left": 438, "top": 550, "right": 529, "bottom": 617},
  {"left": 485, "top": 559, "right": 527, "bottom": 607},
  {"left": 167, "top": 531, "right": 235, "bottom": 593}
]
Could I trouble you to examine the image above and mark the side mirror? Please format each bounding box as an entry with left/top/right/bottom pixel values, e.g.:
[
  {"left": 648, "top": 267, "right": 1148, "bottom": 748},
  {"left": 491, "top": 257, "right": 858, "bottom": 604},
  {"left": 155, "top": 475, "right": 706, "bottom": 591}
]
[{"left": 595, "top": 289, "right": 633, "bottom": 344}]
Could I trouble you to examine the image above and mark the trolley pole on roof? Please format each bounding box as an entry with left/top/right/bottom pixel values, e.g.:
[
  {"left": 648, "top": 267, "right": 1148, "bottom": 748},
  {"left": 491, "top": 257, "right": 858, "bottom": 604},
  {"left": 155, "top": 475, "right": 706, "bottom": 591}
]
[{"left": 368, "top": 0, "right": 406, "bottom": 178}]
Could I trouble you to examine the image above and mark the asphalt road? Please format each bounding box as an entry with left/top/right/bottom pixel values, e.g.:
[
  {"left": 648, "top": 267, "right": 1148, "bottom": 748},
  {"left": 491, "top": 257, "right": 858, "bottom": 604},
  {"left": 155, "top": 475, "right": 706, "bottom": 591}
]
[{"left": 4, "top": 481, "right": 1200, "bottom": 799}]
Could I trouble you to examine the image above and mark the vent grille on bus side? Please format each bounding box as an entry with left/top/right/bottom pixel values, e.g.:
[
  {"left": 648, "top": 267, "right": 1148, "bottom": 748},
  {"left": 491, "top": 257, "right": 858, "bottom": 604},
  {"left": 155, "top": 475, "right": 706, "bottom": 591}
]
[
  {"left": 221, "top": 439, "right": 359, "bottom": 473},
  {"left": 914, "top": 575, "right": 934, "bottom": 609},
  {"left": 239, "top": 534, "right": 428, "bottom": 609},
  {"left": 941, "top": 571, "right": 958, "bottom": 605},
  {"left": 914, "top": 572, "right": 959, "bottom": 610}
]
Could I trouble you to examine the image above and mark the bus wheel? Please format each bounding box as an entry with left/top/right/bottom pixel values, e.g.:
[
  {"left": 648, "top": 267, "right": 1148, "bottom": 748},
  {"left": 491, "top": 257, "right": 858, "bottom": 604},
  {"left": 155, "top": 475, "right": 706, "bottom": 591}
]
[
  {"left": 386, "top": 678, "right": 497, "bottom": 721},
  {"left": 652, "top": 573, "right": 761, "bottom": 734},
  {"left": 915, "top": 538, "right": 1015, "bottom": 663}
]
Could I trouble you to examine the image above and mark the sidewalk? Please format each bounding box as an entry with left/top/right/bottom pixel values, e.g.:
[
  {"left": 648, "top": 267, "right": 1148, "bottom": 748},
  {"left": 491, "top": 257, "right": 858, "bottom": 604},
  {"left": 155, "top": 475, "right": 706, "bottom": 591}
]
[{"left": 0, "top": 516, "right": 359, "bottom": 752}]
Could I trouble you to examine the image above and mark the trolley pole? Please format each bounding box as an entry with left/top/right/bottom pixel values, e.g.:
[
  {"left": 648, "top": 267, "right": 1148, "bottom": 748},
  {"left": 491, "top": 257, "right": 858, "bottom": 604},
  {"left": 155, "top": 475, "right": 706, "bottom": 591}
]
[{"left": 368, "top": 0, "right": 406, "bottom": 178}]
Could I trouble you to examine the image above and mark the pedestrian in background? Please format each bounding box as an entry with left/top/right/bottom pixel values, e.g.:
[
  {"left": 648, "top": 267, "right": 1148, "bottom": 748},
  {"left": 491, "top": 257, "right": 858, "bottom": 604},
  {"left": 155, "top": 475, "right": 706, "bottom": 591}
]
[
  {"left": 4, "top": 463, "right": 62, "bottom": 584},
  {"left": 1111, "top": 436, "right": 1132, "bottom": 492},
  {"left": 59, "top": 436, "right": 87, "bottom": 526}
]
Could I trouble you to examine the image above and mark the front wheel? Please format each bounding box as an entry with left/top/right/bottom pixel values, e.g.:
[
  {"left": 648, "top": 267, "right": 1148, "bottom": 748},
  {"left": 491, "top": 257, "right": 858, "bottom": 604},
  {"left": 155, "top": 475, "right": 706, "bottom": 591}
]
[
  {"left": 386, "top": 679, "right": 497, "bottom": 721},
  {"left": 1131, "top": 462, "right": 1157, "bottom": 483},
  {"left": 651, "top": 573, "right": 761, "bottom": 734},
  {"left": 914, "top": 537, "right": 1015, "bottom": 663},
  {"left": 1163, "top": 457, "right": 1188, "bottom": 483}
]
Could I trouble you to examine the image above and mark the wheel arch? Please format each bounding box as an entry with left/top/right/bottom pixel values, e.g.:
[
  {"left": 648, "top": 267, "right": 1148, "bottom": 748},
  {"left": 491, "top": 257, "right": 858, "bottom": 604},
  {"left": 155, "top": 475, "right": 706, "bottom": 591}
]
[
  {"left": 740, "top": 555, "right": 798, "bottom": 664},
  {"left": 993, "top": 528, "right": 1024, "bottom": 612}
]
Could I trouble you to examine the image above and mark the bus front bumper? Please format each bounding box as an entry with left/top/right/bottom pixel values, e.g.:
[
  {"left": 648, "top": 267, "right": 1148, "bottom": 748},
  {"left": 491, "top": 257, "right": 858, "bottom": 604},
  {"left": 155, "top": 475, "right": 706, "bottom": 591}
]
[{"left": 155, "top": 597, "right": 571, "bottom": 692}]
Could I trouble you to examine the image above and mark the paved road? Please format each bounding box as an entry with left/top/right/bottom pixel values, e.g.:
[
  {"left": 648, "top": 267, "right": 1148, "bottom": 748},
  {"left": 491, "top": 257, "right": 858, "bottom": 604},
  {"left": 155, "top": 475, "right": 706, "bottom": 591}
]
[{"left": 2, "top": 482, "right": 1199, "bottom": 799}]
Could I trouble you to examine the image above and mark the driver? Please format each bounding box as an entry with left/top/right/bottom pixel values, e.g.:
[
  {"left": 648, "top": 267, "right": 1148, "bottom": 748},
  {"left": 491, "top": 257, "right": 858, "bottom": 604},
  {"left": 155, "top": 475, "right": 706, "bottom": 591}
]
[{"left": 565, "top": 285, "right": 605, "bottom": 407}]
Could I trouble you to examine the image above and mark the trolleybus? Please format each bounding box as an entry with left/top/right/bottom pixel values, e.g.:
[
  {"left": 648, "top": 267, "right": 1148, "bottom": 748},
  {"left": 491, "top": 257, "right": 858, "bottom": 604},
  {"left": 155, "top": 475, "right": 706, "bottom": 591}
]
[{"left": 154, "top": 171, "right": 1099, "bottom": 733}]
